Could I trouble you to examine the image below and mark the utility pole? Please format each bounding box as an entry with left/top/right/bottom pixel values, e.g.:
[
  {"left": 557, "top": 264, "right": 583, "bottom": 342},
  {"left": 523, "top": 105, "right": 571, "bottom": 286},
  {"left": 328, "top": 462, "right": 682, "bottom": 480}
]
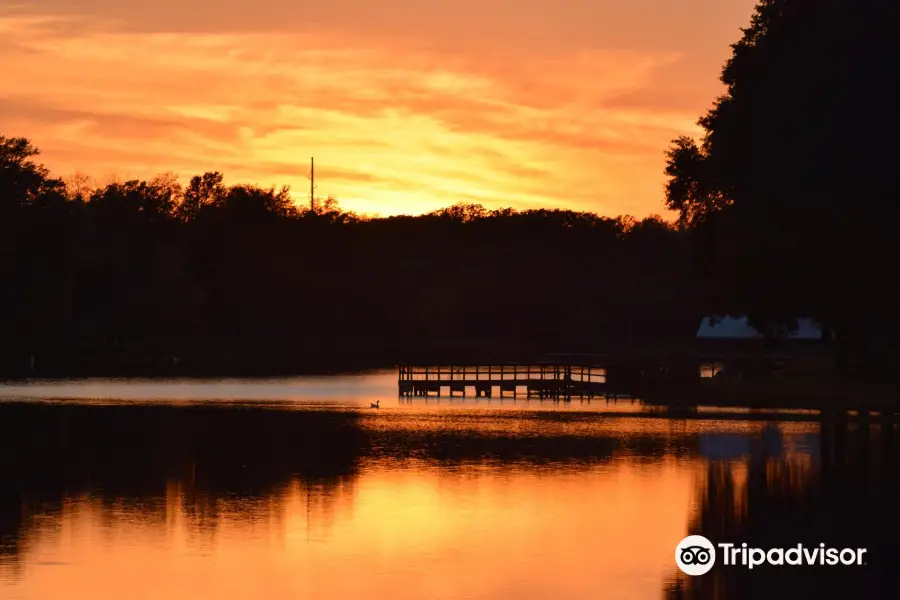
[{"left": 309, "top": 157, "right": 315, "bottom": 212}]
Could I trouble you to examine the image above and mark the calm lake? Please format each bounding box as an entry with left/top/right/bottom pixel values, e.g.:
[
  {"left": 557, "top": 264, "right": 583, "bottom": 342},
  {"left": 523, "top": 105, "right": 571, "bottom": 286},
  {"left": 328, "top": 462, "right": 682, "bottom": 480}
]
[{"left": 1, "top": 371, "right": 898, "bottom": 599}]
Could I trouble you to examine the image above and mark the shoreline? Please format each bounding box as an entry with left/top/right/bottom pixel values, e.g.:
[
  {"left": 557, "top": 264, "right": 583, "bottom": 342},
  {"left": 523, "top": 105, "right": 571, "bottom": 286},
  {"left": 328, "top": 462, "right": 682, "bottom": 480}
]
[{"left": 0, "top": 338, "right": 645, "bottom": 380}]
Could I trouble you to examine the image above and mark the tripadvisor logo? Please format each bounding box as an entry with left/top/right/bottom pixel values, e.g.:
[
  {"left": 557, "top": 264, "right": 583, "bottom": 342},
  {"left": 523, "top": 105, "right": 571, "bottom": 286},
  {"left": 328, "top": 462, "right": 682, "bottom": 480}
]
[
  {"left": 675, "top": 536, "right": 868, "bottom": 576},
  {"left": 676, "top": 535, "right": 716, "bottom": 576}
]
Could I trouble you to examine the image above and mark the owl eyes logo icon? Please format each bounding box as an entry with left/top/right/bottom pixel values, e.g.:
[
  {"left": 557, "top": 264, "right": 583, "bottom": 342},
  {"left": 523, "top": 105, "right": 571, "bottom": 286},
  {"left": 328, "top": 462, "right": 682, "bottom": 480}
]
[{"left": 675, "top": 535, "right": 716, "bottom": 576}]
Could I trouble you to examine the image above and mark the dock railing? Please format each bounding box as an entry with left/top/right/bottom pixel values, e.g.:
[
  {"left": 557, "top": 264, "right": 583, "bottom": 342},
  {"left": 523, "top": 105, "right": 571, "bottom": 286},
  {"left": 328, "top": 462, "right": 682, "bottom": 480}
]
[{"left": 397, "top": 364, "right": 607, "bottom": 384}]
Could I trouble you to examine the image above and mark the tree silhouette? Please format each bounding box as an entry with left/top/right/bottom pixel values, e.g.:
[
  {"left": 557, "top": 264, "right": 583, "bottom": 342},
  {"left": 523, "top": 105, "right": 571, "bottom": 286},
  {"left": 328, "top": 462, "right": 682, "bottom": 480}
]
[
  {"left": 663, "top": 0, "right": 900, "bottom": 373},
  {"left": 0, "top": 136, "right": 701, "bottom": 376}
]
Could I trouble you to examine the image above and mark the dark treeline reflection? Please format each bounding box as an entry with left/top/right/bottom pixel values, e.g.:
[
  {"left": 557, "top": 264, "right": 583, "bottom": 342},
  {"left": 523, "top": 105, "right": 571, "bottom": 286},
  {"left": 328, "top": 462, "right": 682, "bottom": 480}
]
[
  {"left": 0, "top": 403, "right": 365, "bottom": 569},
  {"left": 665, "top": 421, "right": 900, "bottom": 599},
  {"left": 0, "top": 135, "right": 696, "bottom": 376},
  {"left": 0, "top": 402, "right": 701, "bottom": 569}
]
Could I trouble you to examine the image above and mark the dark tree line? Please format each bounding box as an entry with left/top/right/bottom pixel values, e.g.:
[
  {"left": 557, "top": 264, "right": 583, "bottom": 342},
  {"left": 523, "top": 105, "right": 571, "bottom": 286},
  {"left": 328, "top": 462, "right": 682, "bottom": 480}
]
[
  {"left": 0, "top": 136, "right": 698, "bottom": 376},
  {"left": 664, "top": 0, "right": 900, "bottom": 377},
  {"left": 5, "top": 1, "right": 896, "bottom": 377}
]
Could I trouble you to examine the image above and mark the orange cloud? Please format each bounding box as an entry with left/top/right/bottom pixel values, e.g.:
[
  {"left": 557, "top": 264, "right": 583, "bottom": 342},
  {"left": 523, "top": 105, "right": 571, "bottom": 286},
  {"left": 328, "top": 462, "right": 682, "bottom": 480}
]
[{"left": 0, "top": 2, "right": 756, "bottom": 216}]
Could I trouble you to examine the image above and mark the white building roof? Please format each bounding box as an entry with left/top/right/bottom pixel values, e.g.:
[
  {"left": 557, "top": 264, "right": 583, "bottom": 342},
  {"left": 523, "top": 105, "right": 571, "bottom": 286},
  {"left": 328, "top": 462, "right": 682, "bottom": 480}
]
[{"left": 696, "top": 316, "right": 821, "bottom": 340}]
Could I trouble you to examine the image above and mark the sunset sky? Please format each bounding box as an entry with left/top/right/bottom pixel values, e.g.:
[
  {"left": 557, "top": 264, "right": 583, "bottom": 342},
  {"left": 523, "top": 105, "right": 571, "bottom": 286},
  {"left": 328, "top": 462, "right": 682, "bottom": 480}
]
[{"left": 0, "top": 0, "right": 756, "bottom": 216}]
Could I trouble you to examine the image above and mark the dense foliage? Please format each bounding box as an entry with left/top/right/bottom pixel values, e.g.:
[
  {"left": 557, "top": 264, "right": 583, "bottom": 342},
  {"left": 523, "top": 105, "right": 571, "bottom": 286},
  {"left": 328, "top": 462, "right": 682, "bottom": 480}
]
[
  {"left": 664, "top": 0, "right": 899, "bottom": 369},
  {"left": 0, "top": 136, "right": 698, "bottom": 375}
]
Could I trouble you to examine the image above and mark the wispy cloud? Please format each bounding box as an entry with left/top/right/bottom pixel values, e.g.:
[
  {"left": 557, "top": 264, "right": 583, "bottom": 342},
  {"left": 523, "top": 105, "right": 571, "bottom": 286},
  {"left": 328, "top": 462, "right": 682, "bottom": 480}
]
[{"left": 0, "top": 2, "right": 755, "bottom": 216}]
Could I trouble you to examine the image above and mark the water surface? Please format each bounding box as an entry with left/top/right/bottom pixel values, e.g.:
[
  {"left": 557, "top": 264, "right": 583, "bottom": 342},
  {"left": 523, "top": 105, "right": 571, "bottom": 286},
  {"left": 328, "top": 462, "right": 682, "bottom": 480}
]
[{"left": 1, "top": 375, "right": 897, "bottom": 599}]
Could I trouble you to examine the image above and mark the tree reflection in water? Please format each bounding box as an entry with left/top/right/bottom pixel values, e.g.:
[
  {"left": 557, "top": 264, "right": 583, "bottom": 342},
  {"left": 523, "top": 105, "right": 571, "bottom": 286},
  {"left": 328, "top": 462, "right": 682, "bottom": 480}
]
[{"left": 665, "top": 419, "right": 900, "bottom": 599}]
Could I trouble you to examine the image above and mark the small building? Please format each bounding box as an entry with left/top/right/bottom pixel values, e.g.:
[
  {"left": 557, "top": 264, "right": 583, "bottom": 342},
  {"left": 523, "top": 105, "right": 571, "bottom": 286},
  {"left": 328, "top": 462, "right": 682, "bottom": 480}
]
[
  {"left": 695, "top": 315, "right": 821, "bottom": 341},
  {"left": 694, "top": 315, "right": 824, "bottom": 376}
]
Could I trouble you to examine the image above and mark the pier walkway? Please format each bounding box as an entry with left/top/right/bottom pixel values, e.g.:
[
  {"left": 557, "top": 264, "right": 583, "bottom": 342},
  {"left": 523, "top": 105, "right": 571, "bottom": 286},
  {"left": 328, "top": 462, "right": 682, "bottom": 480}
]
[{"left": 397, "top": 364, "right": 615, "bottom": 399}]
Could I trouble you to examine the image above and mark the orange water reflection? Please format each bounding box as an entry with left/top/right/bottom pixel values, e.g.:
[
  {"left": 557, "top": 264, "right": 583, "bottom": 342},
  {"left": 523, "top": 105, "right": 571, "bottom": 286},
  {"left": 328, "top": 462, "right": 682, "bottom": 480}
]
[
  {"left": 0, "top": 391, "right": 871, "bottom": 600},
  {"left": 5, "top": 460, "right": 700, "bottom": 600}
]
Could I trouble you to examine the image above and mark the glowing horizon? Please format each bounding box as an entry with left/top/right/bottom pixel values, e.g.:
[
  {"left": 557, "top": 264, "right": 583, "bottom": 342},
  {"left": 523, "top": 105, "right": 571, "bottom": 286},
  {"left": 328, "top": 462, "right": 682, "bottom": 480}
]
[{"left": 0, "top": 1, "right": 757, "bottom": 217}]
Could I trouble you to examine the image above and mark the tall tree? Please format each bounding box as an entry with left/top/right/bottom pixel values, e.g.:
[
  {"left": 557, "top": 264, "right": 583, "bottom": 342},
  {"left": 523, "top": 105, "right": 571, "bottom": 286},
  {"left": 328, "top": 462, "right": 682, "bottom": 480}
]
[{"left": 664, "top": 0, "right": 900, "bottom": 356}]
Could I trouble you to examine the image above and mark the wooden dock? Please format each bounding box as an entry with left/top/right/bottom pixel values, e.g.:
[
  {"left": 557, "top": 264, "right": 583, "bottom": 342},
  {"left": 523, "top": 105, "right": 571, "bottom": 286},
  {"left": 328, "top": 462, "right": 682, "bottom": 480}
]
[{"left": 398, "top": 364, "right": 615, "bottom": 399}]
